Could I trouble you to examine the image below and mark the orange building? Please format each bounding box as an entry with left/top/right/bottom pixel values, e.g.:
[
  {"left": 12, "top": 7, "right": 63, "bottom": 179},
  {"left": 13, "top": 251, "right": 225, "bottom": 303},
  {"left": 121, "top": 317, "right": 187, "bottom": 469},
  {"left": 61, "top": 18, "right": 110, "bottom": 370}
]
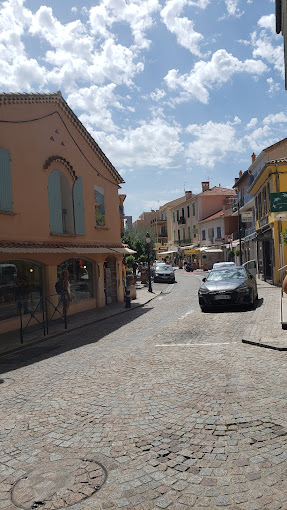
[{"left": 0, "top": 92, "right": 126, "bottom": 333}]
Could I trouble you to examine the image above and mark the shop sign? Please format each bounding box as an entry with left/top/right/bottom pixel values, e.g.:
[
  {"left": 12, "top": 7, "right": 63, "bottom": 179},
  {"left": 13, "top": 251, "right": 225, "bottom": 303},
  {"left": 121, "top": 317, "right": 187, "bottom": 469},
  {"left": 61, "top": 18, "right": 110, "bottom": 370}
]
[
  {"left": 270, "top": 192, "right": 287, "bottom": 212},
  {"left": 241, "top": 211, "right": 253, "bottom": 222}
]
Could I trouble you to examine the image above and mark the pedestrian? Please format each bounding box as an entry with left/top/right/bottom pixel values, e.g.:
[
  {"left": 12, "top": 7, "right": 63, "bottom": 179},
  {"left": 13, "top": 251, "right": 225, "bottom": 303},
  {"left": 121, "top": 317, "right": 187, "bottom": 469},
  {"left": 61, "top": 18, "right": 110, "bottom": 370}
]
[
  {"left": 132, "top": 261, "right": 138, "bottom": 277},
  {"left": 55, "top": 269, "right": 71, "bottom": 315}
]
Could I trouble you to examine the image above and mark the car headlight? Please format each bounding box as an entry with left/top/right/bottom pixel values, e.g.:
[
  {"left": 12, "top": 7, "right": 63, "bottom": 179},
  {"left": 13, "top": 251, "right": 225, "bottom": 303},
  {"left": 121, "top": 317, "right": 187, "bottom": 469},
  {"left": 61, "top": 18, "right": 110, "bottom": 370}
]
[
  {"left": 237, "top": 284, "right": 250, "bottom": 293},
  {"left": 198, "top": 288, "right": 208, "bottom": 294}
]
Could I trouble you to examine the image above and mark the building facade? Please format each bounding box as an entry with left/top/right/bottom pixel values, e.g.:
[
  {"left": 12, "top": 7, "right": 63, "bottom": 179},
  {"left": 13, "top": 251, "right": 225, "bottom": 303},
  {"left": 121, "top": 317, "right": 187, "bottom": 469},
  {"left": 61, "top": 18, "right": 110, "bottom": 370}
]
[{"left": 0, "top": 92, "right": 126, "bottom": 334}]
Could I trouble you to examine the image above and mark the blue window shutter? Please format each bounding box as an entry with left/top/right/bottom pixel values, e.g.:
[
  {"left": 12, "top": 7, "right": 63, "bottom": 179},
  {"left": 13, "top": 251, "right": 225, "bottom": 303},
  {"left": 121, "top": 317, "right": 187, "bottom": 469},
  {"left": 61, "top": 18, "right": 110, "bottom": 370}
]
[
  {"left": 73, "top": 177, "right": 86, "bottom": 235},
  {"left": 48, "top": 170, "right": 63, "bottom": 234},
  {"left": 0, "top": 148, "right": 13, "bottom": 212}
]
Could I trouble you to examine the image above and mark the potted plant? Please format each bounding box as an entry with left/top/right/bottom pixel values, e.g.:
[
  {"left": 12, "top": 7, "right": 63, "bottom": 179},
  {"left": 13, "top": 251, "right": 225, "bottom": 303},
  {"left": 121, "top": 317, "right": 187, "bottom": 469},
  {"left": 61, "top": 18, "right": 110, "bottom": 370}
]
[
  {"left": 228, "top": 249, "right": 235, "bottom": 261},
  {"left": 202, "top": 254, "right": 208, "bottom": 271}
]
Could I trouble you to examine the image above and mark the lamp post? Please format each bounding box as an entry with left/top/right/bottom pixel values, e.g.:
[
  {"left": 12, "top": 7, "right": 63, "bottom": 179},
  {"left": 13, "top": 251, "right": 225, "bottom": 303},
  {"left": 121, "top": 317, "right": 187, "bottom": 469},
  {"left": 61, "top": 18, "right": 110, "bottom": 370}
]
[{"left": 146, "top": 232, "right": 153, "bottom": 293}]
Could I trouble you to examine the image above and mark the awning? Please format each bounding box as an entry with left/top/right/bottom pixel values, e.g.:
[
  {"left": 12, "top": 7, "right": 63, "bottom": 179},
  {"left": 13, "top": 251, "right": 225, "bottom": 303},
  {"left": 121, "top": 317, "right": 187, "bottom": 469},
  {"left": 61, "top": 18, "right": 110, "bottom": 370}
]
[
  {"left": 112, "top": 247, "right": 137, "bottom": 254},
  {"left": 0, "top": 246, "right": 124, "bottom": 255},
  {"left": 199, "top": 247, "right": 223, "bottom": 253},
  {"left": 180, "top": 245, "right": 196, "bottom": 250},
  {"left": 157, "top": 249, "right": 178, "bottom": 255}
]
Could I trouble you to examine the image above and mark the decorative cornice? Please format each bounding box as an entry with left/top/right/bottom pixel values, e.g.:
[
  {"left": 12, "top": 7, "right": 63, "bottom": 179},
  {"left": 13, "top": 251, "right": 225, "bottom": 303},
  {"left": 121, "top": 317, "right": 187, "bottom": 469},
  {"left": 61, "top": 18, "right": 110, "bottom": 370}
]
[{"left": 43, "top": 155, "right": 77, "bottom": 181}]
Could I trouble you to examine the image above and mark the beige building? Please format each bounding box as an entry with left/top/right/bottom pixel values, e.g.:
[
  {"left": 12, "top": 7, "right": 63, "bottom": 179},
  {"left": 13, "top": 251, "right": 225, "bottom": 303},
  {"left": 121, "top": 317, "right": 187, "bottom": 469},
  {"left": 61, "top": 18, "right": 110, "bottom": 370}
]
[{"left": 0, "top": 91, "right": 126, "bottom": 334}]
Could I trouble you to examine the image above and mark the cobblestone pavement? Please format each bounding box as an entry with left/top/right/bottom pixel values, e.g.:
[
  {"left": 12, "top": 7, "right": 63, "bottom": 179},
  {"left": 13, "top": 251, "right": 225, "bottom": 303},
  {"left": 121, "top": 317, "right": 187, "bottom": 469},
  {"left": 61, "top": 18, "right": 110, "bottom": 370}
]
[{"left": 1, "top": 271, "right": 287, "bottom": 510}]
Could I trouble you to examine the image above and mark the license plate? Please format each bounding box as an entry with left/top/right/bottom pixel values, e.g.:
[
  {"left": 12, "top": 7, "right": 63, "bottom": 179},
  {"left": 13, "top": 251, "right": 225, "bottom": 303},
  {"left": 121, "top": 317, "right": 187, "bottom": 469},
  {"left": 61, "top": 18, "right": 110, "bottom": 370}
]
[{"left": 214, "top": 294, "right": 231, "bottom": 300}]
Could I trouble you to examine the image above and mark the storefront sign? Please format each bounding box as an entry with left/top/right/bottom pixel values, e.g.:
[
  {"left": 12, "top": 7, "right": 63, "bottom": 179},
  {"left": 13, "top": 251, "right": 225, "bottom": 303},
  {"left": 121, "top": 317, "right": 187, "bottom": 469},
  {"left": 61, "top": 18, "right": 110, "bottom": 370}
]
[
  {"left": 270, "top": 192, "right": 287, "bottom": 212},
  {"left": 241, "top": 211, "right": 253, "bottom": 222}
]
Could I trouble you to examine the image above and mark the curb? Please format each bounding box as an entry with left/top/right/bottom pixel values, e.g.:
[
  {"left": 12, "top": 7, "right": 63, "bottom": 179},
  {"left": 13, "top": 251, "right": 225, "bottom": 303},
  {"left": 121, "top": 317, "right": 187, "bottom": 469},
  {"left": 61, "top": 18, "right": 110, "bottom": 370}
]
[
  {"left": 242, "top": 338, "right": 287, "bottom": 351},
  {"left": 0, "top": 291, "right": 161, "bottom": 359}
]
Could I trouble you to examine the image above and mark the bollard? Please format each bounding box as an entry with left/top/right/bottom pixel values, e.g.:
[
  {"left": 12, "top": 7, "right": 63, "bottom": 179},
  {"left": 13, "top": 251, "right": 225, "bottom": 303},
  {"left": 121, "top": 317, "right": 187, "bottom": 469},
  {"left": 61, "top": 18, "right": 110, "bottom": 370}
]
[{"left": 125, "top": 288, "right": 131, "bottom": 308}]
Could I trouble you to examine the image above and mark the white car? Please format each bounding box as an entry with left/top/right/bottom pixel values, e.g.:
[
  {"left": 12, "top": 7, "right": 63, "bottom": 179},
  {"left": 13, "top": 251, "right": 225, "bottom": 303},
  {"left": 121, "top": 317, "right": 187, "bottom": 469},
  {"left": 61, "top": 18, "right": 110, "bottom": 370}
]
[{"left": 213, "top": 262, "right": 236, "bottom": 269}]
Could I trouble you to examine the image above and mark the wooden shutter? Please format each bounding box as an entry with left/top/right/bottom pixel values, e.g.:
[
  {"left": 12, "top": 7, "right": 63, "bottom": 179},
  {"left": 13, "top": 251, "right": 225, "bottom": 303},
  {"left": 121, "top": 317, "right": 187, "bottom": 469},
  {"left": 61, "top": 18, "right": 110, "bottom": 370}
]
[
  {"left": 73, "top": 177, "right": 86, "bottom": 235},
  {"left": 48, "top": 170, "right": 63, "bottom": 234},
  {"left": 0, "top": 148, "right": 13, "bottom": 212}
]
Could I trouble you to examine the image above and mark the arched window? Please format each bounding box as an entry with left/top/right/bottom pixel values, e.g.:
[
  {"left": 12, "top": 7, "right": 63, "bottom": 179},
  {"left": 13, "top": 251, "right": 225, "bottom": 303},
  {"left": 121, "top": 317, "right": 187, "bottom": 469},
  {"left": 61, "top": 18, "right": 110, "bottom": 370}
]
[{"left": 48, "top": 170, "right": 85, "bottom": 235}]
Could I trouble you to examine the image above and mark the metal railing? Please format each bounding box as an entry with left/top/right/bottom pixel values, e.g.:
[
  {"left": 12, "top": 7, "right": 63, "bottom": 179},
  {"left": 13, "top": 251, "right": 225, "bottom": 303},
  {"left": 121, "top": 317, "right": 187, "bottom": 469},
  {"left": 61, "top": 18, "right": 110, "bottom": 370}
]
[{"left": 18, "top": 292, "right": 67, "bottom": 344}]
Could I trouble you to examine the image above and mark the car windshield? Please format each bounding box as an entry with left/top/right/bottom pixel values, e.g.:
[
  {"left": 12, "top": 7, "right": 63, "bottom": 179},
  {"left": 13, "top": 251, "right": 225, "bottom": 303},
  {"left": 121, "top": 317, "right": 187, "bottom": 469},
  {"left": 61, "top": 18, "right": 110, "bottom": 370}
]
[
  {"left": 156, "top": 265, "right": 172, "bottom": 271},
  {"left": 207, "top": 268, "right": 247, "bottom": 281}
]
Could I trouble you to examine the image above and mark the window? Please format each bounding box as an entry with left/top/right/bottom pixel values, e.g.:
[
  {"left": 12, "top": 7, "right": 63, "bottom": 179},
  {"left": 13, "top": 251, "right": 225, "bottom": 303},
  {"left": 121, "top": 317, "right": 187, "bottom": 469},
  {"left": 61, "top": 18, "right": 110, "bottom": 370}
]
[
  {"left": 57, "top": 258, "right": 93, "bottom": 301},
  {"left": 258, "top": 192, "right": 262, "bottom": 219},
  {"left": 202, "top": 230, "right": 206, "bottom": 240},
  {"left": 217, "top": 226, "right": 221, "bottom": 238},
  {"left": 0, "top": 260, "right": 42, "bottom": 320},
  {"left": 182, "top": 208, "right": 185, "bottom": 218},
  {"left": 174, "top": 230, "right": 176, "bottom": 241},
  {"left": 267, "top": 182, "right": 270, "bottom": 212},
  {"left": 188, "top": 226, "right": 191, "bottom": 240},
  {"left": 0, "top": 148, "right": 13, "bottom": 212},
  {"left": 183, "top": 228, "right": 185, "bottom": 241},
  {"left": 178, "top": 229, "right": 180, "bottom": 241},
  {"left": 176, "top": 210, "right": 179, "bottom": 221},
  {"left": 262, "top": 187, "right": 267, "bottom": 216},
  {"left": 187, "top": 206, "right": 190, "bottom": 218},
  {"left": 255, "top": 197, "right": 259, "bottom": 220},
  {"left": 94, "top": 185, "right": 106, "bottom": 226},
  {"left": 173, "top": 212, "right": 175, "bottom": 223},
  {"left": 192, "top": 203, "right": 195, "bottom": 216},
  {"left": 48, "top": 170, "right": 85, "bottom": 235}
]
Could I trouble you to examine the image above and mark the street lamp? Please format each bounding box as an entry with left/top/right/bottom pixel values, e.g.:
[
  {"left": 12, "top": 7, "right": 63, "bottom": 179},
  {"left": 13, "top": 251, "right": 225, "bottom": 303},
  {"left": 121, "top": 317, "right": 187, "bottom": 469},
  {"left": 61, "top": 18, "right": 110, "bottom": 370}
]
[{"left": 145, "top": 232, "right": 153, "bottom": 293}]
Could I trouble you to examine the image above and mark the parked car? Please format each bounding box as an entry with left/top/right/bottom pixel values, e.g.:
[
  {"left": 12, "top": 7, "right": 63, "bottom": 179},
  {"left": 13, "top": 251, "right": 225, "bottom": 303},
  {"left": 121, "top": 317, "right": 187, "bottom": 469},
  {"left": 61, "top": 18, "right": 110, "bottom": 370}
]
[
  {"left": 198, "top": 266, "right": 258, "bottom": 312},
  {"left": 213, "top": 262, "right": 235, "bottom": 269},
  {"left": 243, "top": 260, "right": 257, "bottom": 279},
  {"left": 154, "top": 264, "right": 175, "bottom": 283}
]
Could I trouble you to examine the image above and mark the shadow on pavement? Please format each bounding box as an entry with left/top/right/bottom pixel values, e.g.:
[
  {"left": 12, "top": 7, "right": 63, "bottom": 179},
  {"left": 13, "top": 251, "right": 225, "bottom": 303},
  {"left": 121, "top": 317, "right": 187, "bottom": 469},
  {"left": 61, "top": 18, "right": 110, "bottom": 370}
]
[
  {"left": 202, "top": 297, "right": 264, "bottom": 314},
  {"left": 0, "top": 305, "right": 153, "bottom": 375}
]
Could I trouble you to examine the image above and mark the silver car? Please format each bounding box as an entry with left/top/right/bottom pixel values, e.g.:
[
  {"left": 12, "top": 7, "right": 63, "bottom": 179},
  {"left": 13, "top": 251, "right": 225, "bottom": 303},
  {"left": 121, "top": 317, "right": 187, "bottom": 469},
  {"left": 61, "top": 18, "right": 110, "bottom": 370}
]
[{"left": 153, "top": 264, "right": 175, "bottom": 283}]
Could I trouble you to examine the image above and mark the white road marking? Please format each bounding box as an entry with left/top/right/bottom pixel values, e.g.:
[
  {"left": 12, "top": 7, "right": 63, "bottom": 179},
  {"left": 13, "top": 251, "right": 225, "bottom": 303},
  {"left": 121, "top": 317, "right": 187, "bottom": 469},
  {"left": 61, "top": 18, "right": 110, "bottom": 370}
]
[
  {"left": 155, "top": 342, "right": 237, "bottom": 346},
  {"left": 178, "top": 310, "right": 194, "bottom": 320}
]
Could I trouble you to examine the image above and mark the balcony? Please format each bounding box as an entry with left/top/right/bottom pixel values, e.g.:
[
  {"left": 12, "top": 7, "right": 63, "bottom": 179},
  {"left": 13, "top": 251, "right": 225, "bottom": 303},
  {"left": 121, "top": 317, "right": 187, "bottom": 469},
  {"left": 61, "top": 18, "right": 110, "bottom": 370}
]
[{"left": 174, "top": 238, "right": 191, "bottom": 246}]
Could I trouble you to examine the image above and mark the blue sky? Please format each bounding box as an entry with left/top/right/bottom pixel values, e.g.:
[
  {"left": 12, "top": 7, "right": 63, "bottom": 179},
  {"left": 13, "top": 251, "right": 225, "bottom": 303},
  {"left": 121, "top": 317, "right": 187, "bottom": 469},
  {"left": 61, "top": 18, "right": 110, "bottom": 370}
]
[{"left": 0, "top": 0, "right": 286, "bottom": 221}]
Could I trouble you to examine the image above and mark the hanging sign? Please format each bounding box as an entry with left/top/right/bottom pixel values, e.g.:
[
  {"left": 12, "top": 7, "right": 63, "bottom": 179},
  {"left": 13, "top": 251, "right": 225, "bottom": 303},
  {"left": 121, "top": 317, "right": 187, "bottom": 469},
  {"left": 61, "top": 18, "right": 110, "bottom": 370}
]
[
  {"left": 241, "top": 211, "right": 253, "bottom": 222},
  {"left": 270, "top": 192, "right": 287, "bottom": 212}
]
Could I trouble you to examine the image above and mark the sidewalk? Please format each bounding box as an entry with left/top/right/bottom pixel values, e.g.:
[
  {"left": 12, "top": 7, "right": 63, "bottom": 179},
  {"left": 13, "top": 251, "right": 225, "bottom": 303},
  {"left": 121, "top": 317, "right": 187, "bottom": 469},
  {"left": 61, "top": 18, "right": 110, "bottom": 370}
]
[
  {"left": 242, "top": 279, "right": 287, "bottom": 351},
  {"left": 0, "top": 282, "right": 161, "bottom": 358}
]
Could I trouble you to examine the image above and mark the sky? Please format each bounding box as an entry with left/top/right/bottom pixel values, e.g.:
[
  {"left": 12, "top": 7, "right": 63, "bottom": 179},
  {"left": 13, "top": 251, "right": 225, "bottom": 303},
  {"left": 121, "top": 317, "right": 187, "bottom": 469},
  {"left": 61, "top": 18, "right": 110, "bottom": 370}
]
[{"left": 0, "top": 0, "right": 286, "bottom": 221}]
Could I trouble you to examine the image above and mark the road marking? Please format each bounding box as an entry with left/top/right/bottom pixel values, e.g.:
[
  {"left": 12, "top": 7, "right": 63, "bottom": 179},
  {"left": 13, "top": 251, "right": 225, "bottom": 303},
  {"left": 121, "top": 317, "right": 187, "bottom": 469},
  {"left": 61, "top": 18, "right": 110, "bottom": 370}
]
[
  {"left": 161, "top": 283, "right": 175, "bottom": 294},
  {"left": 178, "top": 310, "right": 194, "bottom": 320},
  {"left": 155, "top": 342, "right": 237, "bottom": 346}
]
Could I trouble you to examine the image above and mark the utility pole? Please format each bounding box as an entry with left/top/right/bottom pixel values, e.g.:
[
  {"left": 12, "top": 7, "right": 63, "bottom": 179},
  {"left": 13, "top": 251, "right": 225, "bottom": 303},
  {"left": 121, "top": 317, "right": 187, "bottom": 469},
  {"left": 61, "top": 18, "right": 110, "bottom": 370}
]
[{"left": 276, "top": 0, "right": 287, "bottom": 89}]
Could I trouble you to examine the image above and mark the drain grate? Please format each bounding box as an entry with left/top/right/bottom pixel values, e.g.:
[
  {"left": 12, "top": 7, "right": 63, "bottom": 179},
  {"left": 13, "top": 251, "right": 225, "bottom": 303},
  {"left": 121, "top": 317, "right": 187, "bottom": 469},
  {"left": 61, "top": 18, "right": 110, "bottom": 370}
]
[{"left": 11, "top": 458, "right": 107, "bottom": 510}]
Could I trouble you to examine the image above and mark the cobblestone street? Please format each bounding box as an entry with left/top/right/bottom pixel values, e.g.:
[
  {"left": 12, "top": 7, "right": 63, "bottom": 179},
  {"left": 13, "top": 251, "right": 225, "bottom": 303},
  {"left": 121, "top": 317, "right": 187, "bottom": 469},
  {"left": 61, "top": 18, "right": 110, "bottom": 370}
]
[{"left": 1, "top": 271, "right": 287, "bottom": 510}]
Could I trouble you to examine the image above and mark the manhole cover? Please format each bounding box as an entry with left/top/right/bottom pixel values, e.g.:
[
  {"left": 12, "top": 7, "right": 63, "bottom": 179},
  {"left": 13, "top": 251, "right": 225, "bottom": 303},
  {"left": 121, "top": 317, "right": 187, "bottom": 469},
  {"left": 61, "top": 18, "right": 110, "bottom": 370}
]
[{"left": 11, "top": 458, "right": 107, "bottom": 509}]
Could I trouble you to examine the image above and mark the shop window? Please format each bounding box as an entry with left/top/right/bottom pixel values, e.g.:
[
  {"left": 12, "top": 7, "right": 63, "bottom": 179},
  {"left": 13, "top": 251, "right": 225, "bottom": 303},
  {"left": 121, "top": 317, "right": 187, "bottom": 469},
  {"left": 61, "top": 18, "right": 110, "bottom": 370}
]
[
  {"left": 57, "top": 258, "right": 93, "bottom": 302},
  {"left": 94, "top": 185, "right": 105, "bottom": 226},
  {"left": 0, "top": 260, "right": 42, "bottom": 320}
]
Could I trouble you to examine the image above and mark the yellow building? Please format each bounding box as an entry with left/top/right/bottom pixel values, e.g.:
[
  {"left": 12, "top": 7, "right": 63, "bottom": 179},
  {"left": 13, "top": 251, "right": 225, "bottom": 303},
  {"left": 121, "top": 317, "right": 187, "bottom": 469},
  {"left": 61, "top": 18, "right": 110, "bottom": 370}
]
[{"left": 248, "top": 160, "right": 287, "bottom": 284}]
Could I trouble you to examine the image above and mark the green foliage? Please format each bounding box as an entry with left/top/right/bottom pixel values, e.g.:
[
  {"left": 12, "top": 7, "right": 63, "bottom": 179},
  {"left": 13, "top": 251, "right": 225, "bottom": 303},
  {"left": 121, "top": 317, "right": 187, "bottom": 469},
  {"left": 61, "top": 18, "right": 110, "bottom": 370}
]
[
  {"left": 138, "top": 254, "right": 146, "bottom": 263},
  {"left": 228, "top": 249, "right": 235, "bottom": 258},
  {"left": 281, "top": 228, "right": 287, "bottom": 245},
  {"left": 125, "top": 255, "right": 135, "bottom": 267},
  {"left": 121, "top": 227, "right": 156, "bottom": 259},
  {"left": 235, "top": 249, "right": 242, "bottom": 256}
]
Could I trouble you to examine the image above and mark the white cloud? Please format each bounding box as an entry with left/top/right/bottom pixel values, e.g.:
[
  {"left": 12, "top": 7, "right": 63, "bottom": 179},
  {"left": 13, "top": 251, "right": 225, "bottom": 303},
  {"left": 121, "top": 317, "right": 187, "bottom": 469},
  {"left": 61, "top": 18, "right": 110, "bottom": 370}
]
[
  {"left": 246, "top": 117, "right": 258, "bottom": 129},
  {"left": 67, "top": 84, "right": 124, "bottom": 132},
  {"left": 224, "top": 0, "right": 242, "bottom": 17},
  {"left": 160, "top": 0, "right": 205, "bottom": 56},
  {"left": 164, "top": 49, "right": 267, "bottom": 104},
  {"left": 263, "top": 112, "right": 287, "bottom": 124},
  {"left": 89, "top": 0, "right": 160, "bottom": 50},
  {"left": 258, "top": 14, "right": 275, "bottom": 31},
  {"left": 89, "top": 117, "right": 183, "bottom": 168},
  {"left": 150, "top": 89, "right": 166, "bottom": 101},
  {"left": 186, "top": 120, "right": 242, "bottom": 167}
]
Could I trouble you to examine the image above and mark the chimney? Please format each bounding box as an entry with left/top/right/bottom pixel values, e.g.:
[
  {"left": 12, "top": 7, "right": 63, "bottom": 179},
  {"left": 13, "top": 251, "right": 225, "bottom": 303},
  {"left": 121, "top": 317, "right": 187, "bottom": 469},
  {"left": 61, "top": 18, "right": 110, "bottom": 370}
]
[
  {"left": 239, "top": 170, "right": 242, "bottom": 177},
  {"left": 234, "top": 177, "right": 239, "bottom": 186},
  {"left": 251, "top": 152, "right": 256, "bottom": 163},
  {"left": 185, "top": 191, "right": 192, "bottom": 200},
  {"left": 202, "top": 181, "right": 210, "bottom": 192}
]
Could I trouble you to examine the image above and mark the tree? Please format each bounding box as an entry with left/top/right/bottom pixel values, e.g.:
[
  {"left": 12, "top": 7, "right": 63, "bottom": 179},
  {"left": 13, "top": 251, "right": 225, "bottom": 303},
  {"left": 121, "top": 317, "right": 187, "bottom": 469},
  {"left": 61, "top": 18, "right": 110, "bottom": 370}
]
[{"left": 121, "top": 228, "right": 156, "bottom": 259}]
